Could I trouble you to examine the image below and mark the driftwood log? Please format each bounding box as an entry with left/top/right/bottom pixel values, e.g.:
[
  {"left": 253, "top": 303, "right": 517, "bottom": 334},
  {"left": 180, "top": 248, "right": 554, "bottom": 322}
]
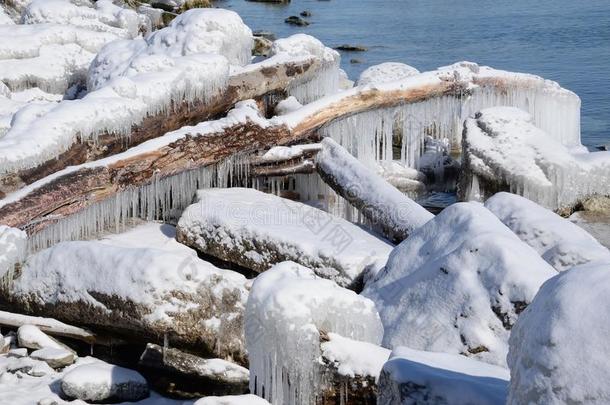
[{"left": 0, "top": 309, "right": 96, "bottom": 344}]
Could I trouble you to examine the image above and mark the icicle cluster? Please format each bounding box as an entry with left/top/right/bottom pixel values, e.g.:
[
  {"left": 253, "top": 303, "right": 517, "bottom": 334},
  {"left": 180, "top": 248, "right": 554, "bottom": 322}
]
[
  {"left": 0, "top": 225, "right": 27, "bottom": 291},
  {"left": 246, "top": 262, "right": 383, "bottom": 405}
]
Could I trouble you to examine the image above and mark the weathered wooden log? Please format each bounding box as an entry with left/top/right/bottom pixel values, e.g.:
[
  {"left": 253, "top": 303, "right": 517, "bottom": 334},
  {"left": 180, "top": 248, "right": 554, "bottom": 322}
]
[{"left": 0, "top": 310, "right": 96, "bottom": 344}]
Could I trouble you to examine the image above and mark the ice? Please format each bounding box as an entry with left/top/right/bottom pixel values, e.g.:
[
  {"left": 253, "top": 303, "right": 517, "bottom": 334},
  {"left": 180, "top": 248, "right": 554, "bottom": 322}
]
[
  {"left": 245, "top": 262, "right": 383, "bottom": 405},
  {"left": 357, "top": 62, "right": 420, "bottom": 86},
  {"left": 274, "top": 96, "right": 303, "bottom": 116},
  {"left": 507, "top": 261, "right": 610, "bottom": 405},
  {"left": 486, "top": 192, "right": 610, "bottom": 271},
  {"left": 0, "top": 225, "right": 26, "bottom": 290},
  {"left": 194, "top": 395, "right": 271, "bottom": 405},
  {"left": 461, "top": 107, "right": 610, "bottom": 211},
  {"left": 320, "top": 333, "right": 391, "bottom": 378},
  {"left": 271, "top": 34, "right": 341, "bottom": 104},
  {"left": 363, "top": 202, "right": 556, "bottom": 366},
  {"left": 378, "top": 346, "right": 509, "bottom": 405}
]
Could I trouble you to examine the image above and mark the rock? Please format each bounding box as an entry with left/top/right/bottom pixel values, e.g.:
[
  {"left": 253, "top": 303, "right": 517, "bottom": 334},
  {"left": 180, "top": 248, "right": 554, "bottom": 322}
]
[
  {"left": 194, "top": 395, "right": 271, "bottom": 404},
  {"left": 7, "top": 357, "right": 55, "bottom": 377},
  {"left": 30, "top": 348, "right": 76, "bottom": 369},
  {"left": 176, "top": 188, "right": 393, "bottom": 288},
  {"left": 0, "top": 225, "right": 26, "bottom": 291},
  {"left": 350, "top": 58, "right": 362, "bottom": 64},
  {"left": 0, "top": 334, "right": 9, "bottom": 354},
  {"left": 486, "top": 192, "right": 610, "bottom": 271},
  {"left": 252, "top": 30, "right": 276, "bottom": 41},
  {"left": 357, "top": 62, "right": 420, "bottom": 86},
  {"left": 570, "top": 210, "right": 610, "bottom": 249},
  {"left": 10, "top": 223, "right": 250, "bottom": 364},
  {"left": 334, "top": 44, "right": 367, "bottom": 52},
  {"left": 363, "top": 202, "right": 557, "bottom": 366},
  {"left": 378, "top": 347, "right": 509, "bottom": 405},
  {"left": 61, "top": 362, "right": 149, "bottom": 402},
  {"left": 139, "top": 343, "right": 249, "bottom": 397},
  {"left": 253, "top": 36, "right": 273, "bottom": 57},
  {"left": 582, "top": 195, "right": 610, "bottom": 213},
  {"left": 507, "top": 262, "right": 610, "bottom": 405},
  {"left": 284, "top": 16, "right": 309, "bottom": 26},
  {"left": 17, "top": 325, "right": 73, "bottom": 353},
  {"left": 8, "top": 348, "right": 28, "bottom": 358},
  {"left": 300, "top": 10, "right": 312, "bottom": 17},
  {"left": 150, "top": 1, "right": 176, "bottom": 12}
]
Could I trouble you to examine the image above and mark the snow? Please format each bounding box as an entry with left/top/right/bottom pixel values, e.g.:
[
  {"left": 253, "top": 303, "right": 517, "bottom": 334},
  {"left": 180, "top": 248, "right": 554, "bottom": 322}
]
[
  {"left": 320, "top": 333, "right": 391, "bottom": 378},
  {"left": 507, "top": 261, "right": 610, "bottom": 405},
  {"left": 462, "top": 107, "right": 610, "bottom": 211},
  {"left": 194, "top": 395, "right": 270, "bottom": 405},
  {"left": 0, "top": 226, "right": 26, "bottom": 287},
  {"left": 274, "top": 96, "right": 303, "bottom": 116},
  {"left": 357, "top": 62, "right": 420, "bottom": 86},
  {"left": 245, "top": 262, "right": 383, "bottom": 405},
  {"left": 17, "top": 325, "right": 67, "bottom": 351},
  {"left": 316, "top": 137, "right": 433, "bottom": 241},
  {"left": 363, "top": 202, "right": 557, "bottom": 366},
  {"left": 177, "top": 187, "right": 393, "bottom": 287},
  {"left": 30, "top": 347, "right": 75, "bottom": 368},
  {"left": 378, "top": 346, "right": 509, "bottom": 405},
  {"left": 486, "top": 192, "right": 610, "bottom": 271}
]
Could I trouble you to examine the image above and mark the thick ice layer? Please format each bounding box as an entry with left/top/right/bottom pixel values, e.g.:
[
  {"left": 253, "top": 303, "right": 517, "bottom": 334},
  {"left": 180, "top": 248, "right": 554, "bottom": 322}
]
[
  {"left": 321, "top": 333, "right": 391, "bottom": 379},
  {"left": 507, "top": 262, "right": 610, "bottom": 405},
  {"left": 363, "top": 202, "right": 556, "bottom": 366},
  {"left": 0, "top": 226, "right": 26, "bottom": 289},
  {"left": 22, "top": 0, "right": 141, "bottom": 39},
  {"left": 88, "top": 8, "right": 252, "bottom": 90},
  {"left": 271, "top": 34, "right": 340, "bottom": 104},
  {"left": 357, "top": 62, "right": 420, "bottom": 86},
  {"left": 462, "top": 107, "right": 610, "bottom": 211},
  {"left": 245, "top": 262, "right": 383, "bottom": 405},
  {"left": 486, "top": 192, "right": 610, "bottom": 271},
  {"left": 378, "top": 346, "right": 509, "bottom": 405},
  {"left": 177, "top": 188, "right": 393, "bottom": 287},
  {"left": 316, "top": 137, "right": 433, "bottom": 241}
]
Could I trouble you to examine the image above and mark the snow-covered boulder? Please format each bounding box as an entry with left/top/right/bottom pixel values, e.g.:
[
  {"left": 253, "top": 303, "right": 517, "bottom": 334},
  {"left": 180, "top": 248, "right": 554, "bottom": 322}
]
[
  {"left": 357, "top": 62, "right": 420, "bottom": 86},
  {"left": 195, "top": 395, "right": 271, "bottom": 405},
  {"left": 364, "top": 202, "right": 557, "bottom": 366},
  {"left": 486, "top": 192, "right": 610, "bottom": 271},
  {"left": 460, "top": 107, "right": 610, "bottom": 212},
  {"left": 378, "top": 346, "right": 509, "bottom": 405},
  {"left": 246, "top": 262, "right": 383, "bottom": 404},
  {"left": 61, "top": 362, "right": 149, "bottom": 402},
  {"left": 88, "top": 8, "right": 252, "bottom": 90},
  {"left": 177, "top": 188, "right": 393, "bottom": 288},
  {"left": 507, "top": 262, "right": 610, "bottom": 405},
  {"left": 9, "top": 223, "right": 250, "bottom": 364},
  {"left": 30, "top": 348, "right": 75, "bottom": 369},
  {"left": 17, "top": 325, "right": 72, "bottom": 352},
  {"left": 274, "top": 96, "right": 302, "bottom": 116}
]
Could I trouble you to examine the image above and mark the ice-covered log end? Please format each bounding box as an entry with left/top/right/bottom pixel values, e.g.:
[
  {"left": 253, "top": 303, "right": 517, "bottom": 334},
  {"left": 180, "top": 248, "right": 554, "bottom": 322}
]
[
  {"left": 363, "top": 202, "right": 557, "bottom": 366},
  {"left": 460, "top": 106, "right": 610, "bottom": 212},
  {"left": 245, "top": 261, "right": 383, "bottom": 404},
  {"left": 507, "top": 261, "right": 610, "bottom": 405}
]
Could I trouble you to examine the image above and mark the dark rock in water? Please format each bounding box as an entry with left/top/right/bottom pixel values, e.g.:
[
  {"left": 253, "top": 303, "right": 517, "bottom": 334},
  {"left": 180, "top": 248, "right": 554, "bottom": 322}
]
[
  {"left": 285, "top": 16, "right": 310, "bottom": 26},
  {"left": 300, "top": 10, "right": 312, "bottom": 17},
  {"left": 139, "top": 343, "right": 249, "bottom": 398},
  {"left": 253, "top": 30, "right": 276, "bottom": 41},
  {"left": 596, "top": 144, "right": 609, "bottom": 151},
  {"left": 335, "top": 44, "right": 368, "bottom": 52},
  {"left": 350, "top": 58, "right": 363, "bottom": 64}
]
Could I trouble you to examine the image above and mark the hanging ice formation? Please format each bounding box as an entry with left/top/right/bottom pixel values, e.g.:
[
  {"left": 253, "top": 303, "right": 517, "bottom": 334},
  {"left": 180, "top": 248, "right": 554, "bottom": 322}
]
[
  {"left": 0, "top": 225, "right": 26, "bottom": 291},
  {"left": 245, "top": 262, "right": 383, "bottom": 405}
]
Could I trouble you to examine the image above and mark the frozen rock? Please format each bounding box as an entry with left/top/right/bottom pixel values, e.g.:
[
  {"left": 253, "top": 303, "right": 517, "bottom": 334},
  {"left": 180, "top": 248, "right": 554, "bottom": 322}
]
[
  {"left": 274, "top": 96, "right": 302, "bottom": 116},
  {"left": 30, "top": 348, "right": 75, "bottom": 369},
  {"left": 177, "top": 188, "right": 393, "bottom": 288},
  {"left": 7, "top": 357, "right": 55, "bottom": 377},
  {"left": 10, "top": 223, "right": 250, "bottom": 364},
  {"left": 486, "top": 192, "right": 610, "bottom": 271},
  {"left": 61, "top": 362, "right": 149, "bottom": 402},
  {"left": 194, "top": 395, "right": 271, "bottom": 405},
  {"left": 8, "top": 348, "right": 28, "bottom": 358},
  {"left": 507, "top": 262, "right": 610, "bottom": 405},
  {"left": 363, "top": 202, "right": 556, "bottom": 366},
  {"left": 570, "top": 210, "right": 610, "bottom": 249},
  {"left": 0, "top": 334, "right": 9, "bottom": 354},
  {"left": 378, "top": 346, "right": 509, "bottom": 405},
  {"left": 460, "top": 107, "right": 610, "bottom": 211},
  {"left": 17, "top": 325, "right": 72, "bottom": 352},
  {"left": 357, "top": 62, "right": 420, "bottom": 86},
  {"left": 246, "top": 262, "right": 383, "bottom": 404}
]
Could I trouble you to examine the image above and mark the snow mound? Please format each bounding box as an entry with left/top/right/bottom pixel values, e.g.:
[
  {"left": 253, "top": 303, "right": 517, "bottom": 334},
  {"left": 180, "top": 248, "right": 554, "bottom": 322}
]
[
  {"left": 507, "top": 262, "right": 610, "bottom": 405},
  {"left": 271, "top": 34, "right": 340, "bottom": 103},
  {"left": 61, "top": 362, "right": 149, "bottom": 402},
  {"left": 378, "top": 346, "right": 509, "bottom": 405},
  {"left": 357, "top": 62, "right": 420, "bottom": 86},
  {"left": 274, "top": 95, "right": 302, "bottom": 116},
  {"left": 363, "top": 202, "right": 556, "bottom": 366},
  {"left": 321, "top": 333, "right": 391, "bottom": 378},
  {"left": 486, "top": 192, "right": 610, "bottom": 271},
  {"left": 0, "top": 225, "right": 26, "bottom": 285},
  {"left": 195, "top": 395, "right": 271, "bottom": 405},
  {"left": 461, "top": 106, "right": 610, "bottom": 211},
  {"left": 88, "top": 8, "right": 252, "bottom": 90},
  {"left": 177, "top": 187, "right": 393, "bottom": 287},
  {"left": 21, "top": 0, "right": 141, "bottom": 38},
  {"left": 246, "top": 262, "right": 383, "bottom": 405}
]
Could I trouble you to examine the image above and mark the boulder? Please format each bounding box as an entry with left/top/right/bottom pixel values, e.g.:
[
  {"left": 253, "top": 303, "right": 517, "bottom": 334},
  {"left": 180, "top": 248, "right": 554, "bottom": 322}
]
[
  {"left": 176, "top": 188, "right": 393, "bottom": 288},
  {"left": 30, "top": 348, "right": 75, "bottom": 369},
  {"left": 17, "top": 325, "right": 73, "bottom": 353},
  {"left": 253, "top": 36, "right": 273, "bottom": 57},
  {"left": 363, "top": 202, "right": 557, "bottom": 366},
  {"left": 356, "top": 62, "right": 420, "bottom": 86},
  {"left": 61, "top": 362, "right": 149, "bottom": 402},
  {"left": 194, "top": 395, "right": 271, "bottom": 404},
  {"left": 6, "top": 357, "right": 55, "bottom": 377},
  {"left": 378, "top": 347, "right": 509, "bottom": 405},
  {"left": 284, "top": 16, "right": 309, "bottom": 26},
  {"left": 507, "top": 262, "right": 610, "bottom": 405}
]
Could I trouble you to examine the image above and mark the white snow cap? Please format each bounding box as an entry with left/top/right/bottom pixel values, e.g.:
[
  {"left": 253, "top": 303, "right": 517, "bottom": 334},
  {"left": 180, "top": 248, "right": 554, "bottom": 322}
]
[
  {"left": 486, "top": 192, "right": 610, "bottom": 271},
  {"left": 507, "top": 261, "right": 610, "bottom": 405},
  {"left": 357, "top": 62, "right": 420, "bottom": 86},
  {"left": 88, "top": 8, "right": 251, "bottom": 90},
  {"left": 363, "top": 202, "right": 556, "bottom": 366},
  {"left": 246, "top": 261, "right": 383, "bottom": 405}
]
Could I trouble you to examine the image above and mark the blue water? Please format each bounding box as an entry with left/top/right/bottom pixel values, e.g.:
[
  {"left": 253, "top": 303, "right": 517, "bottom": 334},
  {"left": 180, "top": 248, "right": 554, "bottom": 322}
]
[{"left": 216, "top": 0, "right": 610, "bottom": 148}]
